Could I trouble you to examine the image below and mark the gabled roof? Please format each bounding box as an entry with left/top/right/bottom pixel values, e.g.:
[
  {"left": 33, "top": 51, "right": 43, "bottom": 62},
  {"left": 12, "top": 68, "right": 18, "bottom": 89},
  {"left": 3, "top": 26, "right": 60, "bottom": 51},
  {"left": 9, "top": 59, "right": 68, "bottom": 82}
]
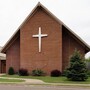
[{"left": 1, "top": 2, "right": 90, "bottom": 53}]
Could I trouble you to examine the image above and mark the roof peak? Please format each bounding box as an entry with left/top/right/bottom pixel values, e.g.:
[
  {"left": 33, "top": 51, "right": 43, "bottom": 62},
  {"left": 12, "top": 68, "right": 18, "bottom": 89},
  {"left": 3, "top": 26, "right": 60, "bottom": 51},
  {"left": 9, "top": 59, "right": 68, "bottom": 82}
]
[{"left": 38, "top": 2, "right": 41, "bottom": 6}]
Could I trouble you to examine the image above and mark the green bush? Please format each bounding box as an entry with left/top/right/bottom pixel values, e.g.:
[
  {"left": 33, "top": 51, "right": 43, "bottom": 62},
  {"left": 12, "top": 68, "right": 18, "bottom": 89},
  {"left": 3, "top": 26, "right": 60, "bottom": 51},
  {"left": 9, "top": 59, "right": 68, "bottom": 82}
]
[
  {"left": 32, "top": 69, "right": 45, "bottom": 76},
  {"left": 51, "top": 70, "right": 61, "bottom": 77},
  {"left": 65, "top": 50, "right": 88, "bottom": 81},
  {"left": 8, "top": 67, "right": 15, "bottom": 75}
]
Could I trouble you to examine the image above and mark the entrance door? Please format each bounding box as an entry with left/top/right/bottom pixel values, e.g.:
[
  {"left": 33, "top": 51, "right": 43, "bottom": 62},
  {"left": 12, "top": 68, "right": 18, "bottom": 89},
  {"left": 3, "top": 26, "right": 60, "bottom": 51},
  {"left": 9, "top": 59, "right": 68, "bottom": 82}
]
[{"left": 1, "top": 60, "right": 6, "bottom": 73}]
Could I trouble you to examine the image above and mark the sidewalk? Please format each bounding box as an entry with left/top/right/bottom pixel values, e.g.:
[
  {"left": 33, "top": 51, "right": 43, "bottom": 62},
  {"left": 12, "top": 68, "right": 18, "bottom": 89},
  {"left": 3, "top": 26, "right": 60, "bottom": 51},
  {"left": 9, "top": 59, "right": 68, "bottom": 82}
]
[{"left": 0, "top": 76, "right": 45, "bottom": 84}]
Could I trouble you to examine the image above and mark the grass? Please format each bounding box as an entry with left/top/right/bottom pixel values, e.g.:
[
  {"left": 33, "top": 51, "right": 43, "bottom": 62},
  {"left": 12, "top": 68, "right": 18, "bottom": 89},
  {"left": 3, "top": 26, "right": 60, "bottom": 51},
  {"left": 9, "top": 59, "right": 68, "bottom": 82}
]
[
  {"left": 1, "top": 74, "right": 90, "bottom": 84},
  {"left": 0, "top": 78, "right": 24, "bottom": 82}
]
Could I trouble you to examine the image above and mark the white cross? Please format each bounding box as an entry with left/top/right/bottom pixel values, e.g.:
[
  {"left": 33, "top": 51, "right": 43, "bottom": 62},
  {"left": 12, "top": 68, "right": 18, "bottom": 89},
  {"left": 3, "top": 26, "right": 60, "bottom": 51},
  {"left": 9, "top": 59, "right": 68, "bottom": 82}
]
[{"left": 32, "top": 27, "right": 48, "bottom": 52}]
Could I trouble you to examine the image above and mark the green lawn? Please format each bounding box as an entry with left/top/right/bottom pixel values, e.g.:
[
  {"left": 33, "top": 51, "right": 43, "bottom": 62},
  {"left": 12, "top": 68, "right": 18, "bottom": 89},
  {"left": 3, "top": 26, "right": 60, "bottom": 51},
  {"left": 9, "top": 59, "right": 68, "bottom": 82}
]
[
  {"left": 1, "top": 74, "right": 90, "bottom": 84},
  {"left": 0, "top": 78, "right": 24, "bottom": 82}
]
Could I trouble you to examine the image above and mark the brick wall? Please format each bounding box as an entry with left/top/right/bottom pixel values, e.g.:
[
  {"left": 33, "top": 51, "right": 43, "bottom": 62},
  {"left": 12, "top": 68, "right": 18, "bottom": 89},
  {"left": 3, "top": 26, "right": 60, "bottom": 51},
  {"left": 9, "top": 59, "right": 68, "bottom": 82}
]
[
  {"left": 62, "top": 26, "right": 85, "bottom": 71},
  {"left": 20, "top": 8, "right": 62, "bottom": 75},
  {"left": 6, "top": 37, "right": 20, "bottom": 73}
]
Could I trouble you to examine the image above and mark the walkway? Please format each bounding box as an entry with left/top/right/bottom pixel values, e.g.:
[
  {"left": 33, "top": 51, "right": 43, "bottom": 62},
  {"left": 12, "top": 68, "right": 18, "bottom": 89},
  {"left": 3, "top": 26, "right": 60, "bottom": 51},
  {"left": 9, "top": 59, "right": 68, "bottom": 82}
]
[
  {"left": 0, "top": 76, "right": 45, "bottom": 84},
  {"left": 0, "top": 74, "right": 90, "bottom": 87}
]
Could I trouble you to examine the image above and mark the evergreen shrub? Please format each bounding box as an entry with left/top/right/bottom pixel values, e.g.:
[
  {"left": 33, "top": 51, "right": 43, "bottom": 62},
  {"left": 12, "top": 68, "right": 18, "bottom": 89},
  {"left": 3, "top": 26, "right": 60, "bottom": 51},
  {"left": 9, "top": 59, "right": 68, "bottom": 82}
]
[
  {"left": 65, "top": 50, "right": 88, "bottom": 81},
  {"left": 8, "top": 67, "right": 15, "bottom": 75}
]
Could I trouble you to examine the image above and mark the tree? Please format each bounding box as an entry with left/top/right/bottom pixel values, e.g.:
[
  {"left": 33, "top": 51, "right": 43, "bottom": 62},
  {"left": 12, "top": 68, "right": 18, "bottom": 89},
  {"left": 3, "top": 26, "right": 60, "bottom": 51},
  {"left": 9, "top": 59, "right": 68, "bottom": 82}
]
[{"left": 65, "top": 50, "right": 88, "bottom": 81}]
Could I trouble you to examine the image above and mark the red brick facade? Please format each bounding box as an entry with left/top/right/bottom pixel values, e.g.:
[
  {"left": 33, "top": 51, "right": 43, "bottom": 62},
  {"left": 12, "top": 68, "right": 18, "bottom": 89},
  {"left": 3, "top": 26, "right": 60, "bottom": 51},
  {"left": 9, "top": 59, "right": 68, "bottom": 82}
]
[
  {"left": 20, "top": 8, "right": 62, "bottom": 75},
  {"left": 62, "top": 26, "right": 85, "bottom": 71},
  {"left": 6, "top": 36, "right": 20, "bottom": 73},
  {"left": 2, "top": 4, "right": 90, "bottom": 75}
]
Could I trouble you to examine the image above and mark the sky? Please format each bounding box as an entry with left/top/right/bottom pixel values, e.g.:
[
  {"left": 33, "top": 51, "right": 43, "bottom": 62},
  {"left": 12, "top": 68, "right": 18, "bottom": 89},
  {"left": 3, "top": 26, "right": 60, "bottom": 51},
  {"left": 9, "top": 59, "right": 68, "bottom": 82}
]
[{"left": 0, "top": 0, "right": 90, "bottom": 57}]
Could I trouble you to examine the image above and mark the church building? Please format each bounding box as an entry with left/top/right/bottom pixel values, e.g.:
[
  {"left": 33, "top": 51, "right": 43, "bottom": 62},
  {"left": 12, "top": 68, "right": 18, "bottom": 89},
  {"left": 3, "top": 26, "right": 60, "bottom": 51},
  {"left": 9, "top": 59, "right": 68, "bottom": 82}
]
[{"left": 1, "top": 3, "right": 90, "bottom": 75}]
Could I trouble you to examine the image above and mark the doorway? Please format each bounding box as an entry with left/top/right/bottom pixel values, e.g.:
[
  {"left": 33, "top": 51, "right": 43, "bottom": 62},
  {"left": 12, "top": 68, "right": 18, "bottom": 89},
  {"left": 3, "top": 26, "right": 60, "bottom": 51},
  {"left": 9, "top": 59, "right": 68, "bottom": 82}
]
[{"left": 1, "top": 60, "right": 6, "bottom": 73}]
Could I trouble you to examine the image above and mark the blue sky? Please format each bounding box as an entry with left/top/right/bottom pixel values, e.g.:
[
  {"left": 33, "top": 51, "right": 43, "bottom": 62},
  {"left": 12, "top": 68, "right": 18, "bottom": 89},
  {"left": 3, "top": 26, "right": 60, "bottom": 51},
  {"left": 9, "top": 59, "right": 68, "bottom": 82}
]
[{"left": 0, "top": 0, "right": 90, "bottom": 57}]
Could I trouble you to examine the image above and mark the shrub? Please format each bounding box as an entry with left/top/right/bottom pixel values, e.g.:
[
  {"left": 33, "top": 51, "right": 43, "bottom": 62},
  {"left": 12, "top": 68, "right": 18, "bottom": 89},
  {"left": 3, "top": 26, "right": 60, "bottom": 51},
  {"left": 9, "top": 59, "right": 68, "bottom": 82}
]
[
  {"left": 32, "top": 69, "right": 45, "bottom": 76},
  {"left": 19, "top": 68, "right": 29, "bottom": 76},
  {"left": 65, "top": 50, "right": 88, "bottom": 81},
  {"left": 8, "top": 67, "right": 15, "bottom": 75},
  {"left": 51, "top": 70, "right": 61, "bottom": 77}
]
